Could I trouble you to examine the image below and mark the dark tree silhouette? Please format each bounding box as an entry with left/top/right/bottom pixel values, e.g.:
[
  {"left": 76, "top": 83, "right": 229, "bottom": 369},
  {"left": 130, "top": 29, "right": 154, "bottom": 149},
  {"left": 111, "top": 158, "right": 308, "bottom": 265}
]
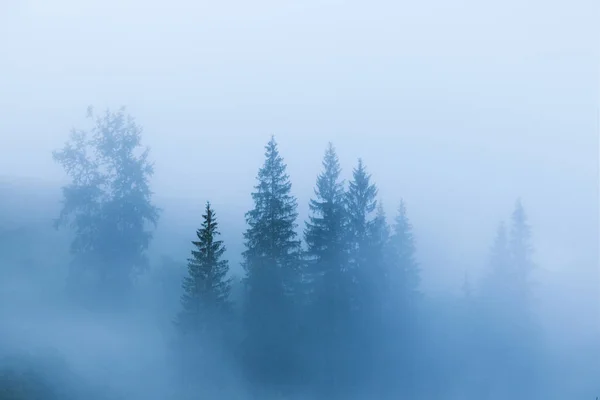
[
  {"left": 176, "top": 201, "right": 231, "bottom": 336},
  {"left": 241, "top": 136, "right": 303, "bottom": 387}
]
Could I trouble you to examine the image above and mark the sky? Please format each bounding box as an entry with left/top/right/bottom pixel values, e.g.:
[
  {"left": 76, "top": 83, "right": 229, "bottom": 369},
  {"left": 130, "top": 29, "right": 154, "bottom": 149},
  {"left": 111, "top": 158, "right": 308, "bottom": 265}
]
[{"left": 0, "top": 0, "right": 598, "bottom": 335}]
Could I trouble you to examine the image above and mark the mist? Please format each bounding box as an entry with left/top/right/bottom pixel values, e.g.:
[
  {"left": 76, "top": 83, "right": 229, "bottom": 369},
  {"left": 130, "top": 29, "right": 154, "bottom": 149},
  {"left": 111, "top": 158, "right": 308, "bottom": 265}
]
[{"left": 1, "top": 0, "right": 599, "bottom": 399}]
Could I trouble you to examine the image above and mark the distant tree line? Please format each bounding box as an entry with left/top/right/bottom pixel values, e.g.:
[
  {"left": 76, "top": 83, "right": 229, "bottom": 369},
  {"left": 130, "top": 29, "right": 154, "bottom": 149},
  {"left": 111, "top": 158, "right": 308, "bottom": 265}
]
[{"left": 49, "top": 107, "right": 540, "bottom": 399}]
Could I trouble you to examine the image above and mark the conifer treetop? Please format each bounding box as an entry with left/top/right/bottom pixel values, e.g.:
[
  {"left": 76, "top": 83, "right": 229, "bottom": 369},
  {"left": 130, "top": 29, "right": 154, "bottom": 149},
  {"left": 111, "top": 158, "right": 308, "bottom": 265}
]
[
  {"left": 242, "top": 135, "right": 301, "bottom": 281},
  {"left": 178, "top": 201, "right": 231, "bottom": 334},
  {"left": 346, "top": 158, "right": 378, "bottom": 242},
  {"left": 305, "top": 143, "right": 347, "bottom": 261}
]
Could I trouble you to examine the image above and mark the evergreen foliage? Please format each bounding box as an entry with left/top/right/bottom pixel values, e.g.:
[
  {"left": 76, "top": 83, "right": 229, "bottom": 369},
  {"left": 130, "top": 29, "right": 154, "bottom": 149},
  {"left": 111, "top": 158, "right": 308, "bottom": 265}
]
[
  {"left": 389, "top": 199, "right": 420, "bottom": 306},
  {"left": 305, "top": 143, "right": 348, "bottom": 286},
  {"left": 3, "top": 121, "right": 553, "bottom": 399},
  {"left": 345, "top": 158, "right": 378, "bottom": 311},
  {"left": 177, "top": 201, "right": 231, "bottom": 336},
  {"left": 303, "top": 143, "right": 353, "bottom": 392},
  {"left": 509, "top": 198, "right": 535, "bottom": 305},
  {"left": 241, "top": 136, "right": 303, "bottom": 385}
]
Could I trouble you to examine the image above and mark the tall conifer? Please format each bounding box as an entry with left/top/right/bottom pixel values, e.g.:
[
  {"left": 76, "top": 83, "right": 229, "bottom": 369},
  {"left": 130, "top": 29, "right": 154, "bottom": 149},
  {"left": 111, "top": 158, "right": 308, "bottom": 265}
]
[
  {"left": 177, "top": 201, "right": 231, "bottom": 336},
  {"left": 389, "top": 200, "right": 420, "bottom": 305},
  {"left": 345, "top": 158, "right": 378, "bottom": 310},
  {"left": 241, "top": 136, "right": 302, "bottom": 384}
]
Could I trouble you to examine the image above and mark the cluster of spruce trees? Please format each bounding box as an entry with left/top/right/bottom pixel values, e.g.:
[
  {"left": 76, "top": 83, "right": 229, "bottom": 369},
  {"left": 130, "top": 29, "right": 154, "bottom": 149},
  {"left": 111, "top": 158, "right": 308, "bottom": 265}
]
[
  {"left": 172, "top": 138, "right": 422, "bottom": 394},
  {"left": 52, "top": 108, "right": 538, "bottom": 398}
]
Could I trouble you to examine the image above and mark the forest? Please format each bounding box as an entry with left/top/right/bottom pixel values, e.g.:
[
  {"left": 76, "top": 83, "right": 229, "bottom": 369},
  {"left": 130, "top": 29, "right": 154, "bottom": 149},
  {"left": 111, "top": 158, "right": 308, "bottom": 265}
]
[{"left": 0, "top": 107, "right": 597, "bottom": 400}]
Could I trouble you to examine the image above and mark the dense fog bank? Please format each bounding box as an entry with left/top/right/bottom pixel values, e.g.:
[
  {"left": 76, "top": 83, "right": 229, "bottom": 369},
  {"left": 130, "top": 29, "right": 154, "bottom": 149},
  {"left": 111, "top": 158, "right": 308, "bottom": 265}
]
[{"left": 0, "top": 108, "right": 598, "bottom": 400}]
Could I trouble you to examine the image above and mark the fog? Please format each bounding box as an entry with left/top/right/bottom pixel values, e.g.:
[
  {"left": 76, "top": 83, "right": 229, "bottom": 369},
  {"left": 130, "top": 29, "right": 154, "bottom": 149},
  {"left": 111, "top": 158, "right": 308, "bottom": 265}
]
[{"left": 0, "top": 0, "right": 599, "bottom": 399}]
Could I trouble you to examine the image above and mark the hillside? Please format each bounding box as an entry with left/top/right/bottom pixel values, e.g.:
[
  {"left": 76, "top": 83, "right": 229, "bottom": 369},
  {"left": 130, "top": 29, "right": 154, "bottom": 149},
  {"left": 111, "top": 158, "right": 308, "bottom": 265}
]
[{"left": 0, "top": 177, "right": 245, "bottom": 273}]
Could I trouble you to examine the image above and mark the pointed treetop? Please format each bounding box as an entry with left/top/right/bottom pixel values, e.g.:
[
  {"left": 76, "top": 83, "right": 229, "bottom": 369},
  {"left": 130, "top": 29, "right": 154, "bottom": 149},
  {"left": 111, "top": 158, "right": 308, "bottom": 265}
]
[
  {"left": 177, "top": 200, "right": 231, "bottom": 335},
  {"left": 264, "top": 135, "right": 281, "bottom": 161},
  {"left": 322, "top": 142, "right": 340, "bottom": 171},
  {"left": 371, "top": 200, "right": 390, "bottom": 244},
  {"left": 511, "top": 198, "right": 529, "bottom": 231},
  {"left": 509, "top": 199, "right": 532, "bottom": 249},
  {"left": 393, "top": 199, "right": 414, "bottom": 237},
  {"left": 352, "top": 158, "right": 374, "bottom": 188},
  {"left": 305, "top": 142, "right": 347, "bottom": 267},
  {"left": 354, "top": 158, "right": 368, "bottom": 180},
  {"left": 243, "top": 135, "right": 301, "bottom": 268},
  {"left": 389, "top": 199, "right": 420, "bottom": 292},
  {"left": 348, "top": 158, "right": 378, "bottom": 211},
  {"left": 509, "top": 198, "right": 534, "bottom": 277},
  {"left": 398, "top": 199, "right": 407, "bottom": 216},
  {"left": 258, "top": 136, "right": 287, "bottom": 176},
  {"left": 312, "top": 143, "right": 344, "bottom": 199}
]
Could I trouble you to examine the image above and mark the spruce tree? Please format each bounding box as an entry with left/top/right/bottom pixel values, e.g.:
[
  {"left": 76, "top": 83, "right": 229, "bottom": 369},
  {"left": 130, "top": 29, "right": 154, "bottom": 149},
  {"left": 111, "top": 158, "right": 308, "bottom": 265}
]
[
  {"left": 509, "top": 199, "right": 534, "bottom": 304},
  {"left": 343, "top": 158, "right": 381, "bottom": 385},
  {"left": 372, "top": 202, "right": 391, "bottom": 247},
  {"left": 305, "top": 142, "right": 348, "bottom": 302},
  {"left": 345, "top": 158, "right": 378, "bottom": 308},
  {"left": 369, "top": 202, "right": 391, "bottom": 295},
  {"left": 507, "top": 199, "right": 539, "bottom": 394},
  {"left": 479, "top": 203, "right": 538, "bottom": 396},
  {"left": 484, "top": 200, "right": 534, "bottom": 311},
  {"left": 362, "top": 201, "right": 391, "bottom": 328},
  {"left": 177, "top": 201, "right": 231, "bottom": 336},
  {"left": 386, "top": 199, "right": 421, "bottom": 391},
  {"left": 241, "top": 136, "right": 302, "bottom": 385},
  {"left": 303, "top": 143, "right": 350, "bottom": 392},
  {"left": 389, "top": 199, "right": 420, "bottom": 305},
  {"left": 363, "top": 201, "right": 392, "bottom": 387}
]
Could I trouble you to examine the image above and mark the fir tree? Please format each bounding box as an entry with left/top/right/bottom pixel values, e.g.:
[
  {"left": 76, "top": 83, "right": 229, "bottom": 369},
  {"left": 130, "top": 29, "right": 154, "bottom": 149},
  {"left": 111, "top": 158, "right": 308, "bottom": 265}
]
[
  {"left": 369, "top": 202, "right": 391, "bottom": 289},
  {"left": 342, "top": 158, "right": 382, "bottom": 385},
  {"left": 305, "top": 142, "right": 348, "bottom": 300},
  {"left": 363, "top": 201, "right": 392, "bottom": 362},
  {"left": 346, "top": 159, "right": 378, "bottom": 252},
  {"left": 386, "top": 199, "right": 421, "bottom": 391},
  {"left": 241, "top": 136, "right": 303, "bottom": 384},
  {"left": 362, "top": 201, "right": 391, "bottom": 319},
  {"left": 484, "top": 200, "right": 534, "bottom": 312},
  {"left": 177, "top": 201, "right": 231, "bottom": 336},
  {"left": 505, "top": 199, "right": 539, "bottom": 397},
  {"left": 509, "top": 199, "right": 534, "bottom": 301},
  {"left": 303, "top": 143, "right": 350, "bottom": 392},
  {"left": 479, "top": 203, "right": 539, "bottom": 395},
  {"left": 372, "top": 202, "right": 391, "bottom": 247},
  {"left": 345, "top": 158, "right": 378, "bottom": 309},
  {"left": 389, "top": 199, "right": 420, "bottom": 304}
]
